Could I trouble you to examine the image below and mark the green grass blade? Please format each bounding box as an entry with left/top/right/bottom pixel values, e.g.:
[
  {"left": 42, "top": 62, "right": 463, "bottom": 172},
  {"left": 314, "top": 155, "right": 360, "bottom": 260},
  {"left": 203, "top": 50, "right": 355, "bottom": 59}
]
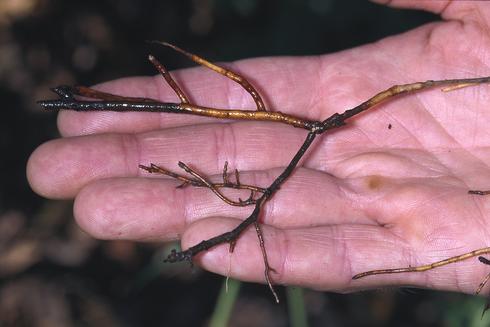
[
  {"left": 286, "top": 286, "right": 309, "bottom": 327},
  {"left": 209, "top": 278, "right": 241, "bottom": 327}
]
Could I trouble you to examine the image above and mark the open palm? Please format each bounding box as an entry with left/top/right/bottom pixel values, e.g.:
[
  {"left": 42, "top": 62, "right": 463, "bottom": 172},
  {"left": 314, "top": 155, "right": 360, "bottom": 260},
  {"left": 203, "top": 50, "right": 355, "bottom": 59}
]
[{"left": 28, "top": 1, "right": 490, "bottom": 294}]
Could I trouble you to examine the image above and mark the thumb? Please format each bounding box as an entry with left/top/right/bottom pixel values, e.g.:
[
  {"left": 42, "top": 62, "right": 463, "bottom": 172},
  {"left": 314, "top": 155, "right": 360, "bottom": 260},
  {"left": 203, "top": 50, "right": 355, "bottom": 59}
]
[
  {"left": 370, "top": 0, "right": 449, "bottom": 13},
  {"left": 371, "top": 0, "right": 490, "bottom": 24}
]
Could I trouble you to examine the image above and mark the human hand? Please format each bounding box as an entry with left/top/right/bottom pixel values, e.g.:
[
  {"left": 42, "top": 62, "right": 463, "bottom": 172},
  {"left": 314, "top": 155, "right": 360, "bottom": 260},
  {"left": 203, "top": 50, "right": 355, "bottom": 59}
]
[{"left": 27, "top": 1, "right": 490, "bottom": 294}]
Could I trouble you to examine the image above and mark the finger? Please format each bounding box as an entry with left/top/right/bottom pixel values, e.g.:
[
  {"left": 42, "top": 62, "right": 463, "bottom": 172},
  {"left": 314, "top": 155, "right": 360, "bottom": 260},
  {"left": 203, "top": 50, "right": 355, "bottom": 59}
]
[
  {"left": 56, "top": 56, "right": 325, "bottom": 137},
  {"left": 27, "top": 132, "right": 139, "bottom": 199},
  {"left": 183, "top": 217, "right": 485, "bottom": 294},
  {"left": 27, "top": 121, "right": 311, "bottom": 199},
  {"left": 72, "top": 169, "right": 372, "bottom": 241}
]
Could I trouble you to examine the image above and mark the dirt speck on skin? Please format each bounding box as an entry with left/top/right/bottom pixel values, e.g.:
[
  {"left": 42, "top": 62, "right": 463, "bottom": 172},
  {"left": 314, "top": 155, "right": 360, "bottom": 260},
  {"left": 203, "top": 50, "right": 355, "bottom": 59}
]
[{"left": 366, "top": 175, "right": 384, "bottom": 191}]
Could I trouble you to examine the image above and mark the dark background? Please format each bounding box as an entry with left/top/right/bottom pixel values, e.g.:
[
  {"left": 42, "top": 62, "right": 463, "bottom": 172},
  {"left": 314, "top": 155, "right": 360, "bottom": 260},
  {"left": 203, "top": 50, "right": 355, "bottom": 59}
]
[{"left": 1, "top": 0, "right": 487, "bottom": 326}]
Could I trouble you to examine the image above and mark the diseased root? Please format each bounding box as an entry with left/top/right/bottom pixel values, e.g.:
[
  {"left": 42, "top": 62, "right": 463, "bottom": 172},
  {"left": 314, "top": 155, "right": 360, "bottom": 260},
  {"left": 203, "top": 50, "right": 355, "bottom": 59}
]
[
  {"left": 140, "top": 161, "right": 265, "bottom": 206},
  {"left": 352, "top": 247, "right": 490, "bottom": 291},
  {"left": 352, "top": 245, "right": 490, "bottom": 315},
  {"left": 38, "top": 42, "right": 490, "bottom": 302}
]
